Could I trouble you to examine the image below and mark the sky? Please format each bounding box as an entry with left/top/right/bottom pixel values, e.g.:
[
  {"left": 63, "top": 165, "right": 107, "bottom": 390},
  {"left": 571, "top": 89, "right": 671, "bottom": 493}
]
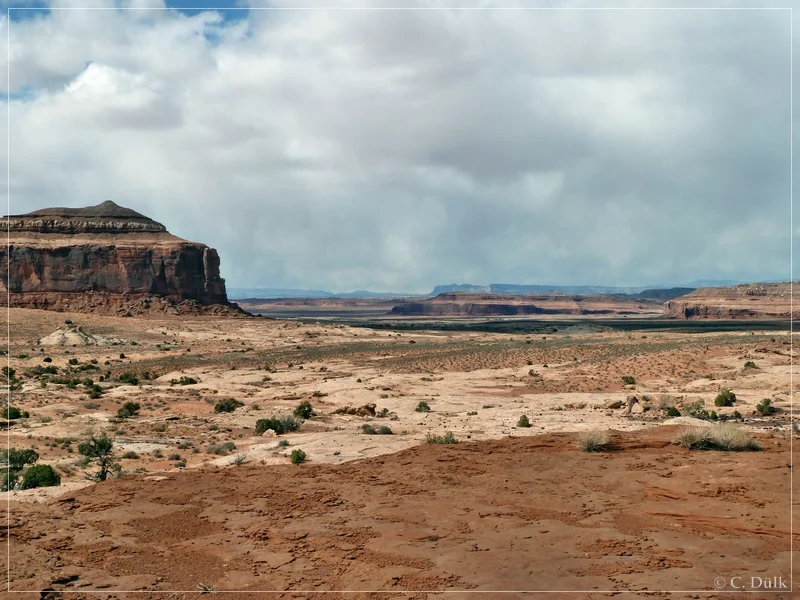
[{"left": 1, "top": 0, "right": 796, "bottom": 293}]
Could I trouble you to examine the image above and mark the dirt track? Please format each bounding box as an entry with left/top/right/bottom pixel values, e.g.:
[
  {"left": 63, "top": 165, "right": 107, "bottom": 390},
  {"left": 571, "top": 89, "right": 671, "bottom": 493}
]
[{"left": 6, "top": 426, "right": 796, "bottom": 599}]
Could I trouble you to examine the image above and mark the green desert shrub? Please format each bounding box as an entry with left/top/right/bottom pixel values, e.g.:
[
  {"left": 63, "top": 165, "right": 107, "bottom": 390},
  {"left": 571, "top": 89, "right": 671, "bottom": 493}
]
[
  {"left": 714, "top": 389, "right": 736, "bottom": 407},
  {"left": 517, "top": 415, "right": 531, "bottom": 428},
  {"left": 577, "top": 429, "right": 610, "bottom": 452},
  {"left": 756, "top": 398, "right": 776, "bottom": 416},
  {"left": 118, "top": 372, "right": 139, "bottom": 386},
  {"left": 621, "top": 376, "right": 636, "bottom": 386},
  {"left": 665, "top": 407, "right": 681, "bottom": 417},
  {"left": 290, "top": 449, "right": 306, "bottom": 464},
  {"left": 77, "top": 435, "right": 117, "bottom": 482},
  {"left": 3, "top": 406, "right": 28, "bottom": 420},
  {"left": 117, "top": 402, "right": 141, "bottom": 419},
  {"left": 20, "top": 464, "right": 61, "bottom": 489},
  {"left": 214, "top": 398, "right": 244, "bottom": 413},
  {"left": 415, "top": 401, "right": 431, "bottom": 413},
  {"left": 743, "top": 361, "right": 758, "bottom": 369},
  {"left": 425, "top": 431, "right": 458, "bottom": 444},
  {"left": 293, "top": 400, "right": 314, "bottom": 419},
  {"left": 255, "top": 415, "right": 302, "bottom": 435},
  {"left": 682, "top": 400, "right": 717, "bottom": 421},
  {"left": 121, "top": 451, "right": 139, "bottom": 459}
]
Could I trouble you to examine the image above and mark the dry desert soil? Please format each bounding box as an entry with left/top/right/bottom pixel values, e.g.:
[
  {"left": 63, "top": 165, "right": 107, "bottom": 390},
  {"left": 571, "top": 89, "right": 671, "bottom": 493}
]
[{"left": 1, "top": 308, "right": 798, "bottom": 599}]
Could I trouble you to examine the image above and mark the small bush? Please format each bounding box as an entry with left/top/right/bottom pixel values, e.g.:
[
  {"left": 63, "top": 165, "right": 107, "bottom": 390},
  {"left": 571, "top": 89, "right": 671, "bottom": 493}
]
[
  {"left": 425, "top": 432, "right": 458, "bottom": 444},
  {"left": 517, "top": 415, "right": 531, "bottom": 428},
  {"left": 743, "top": 361, "right": 758, "bottom": 369},
  {"left": 255, "top": 415, "right": 302, "bottom": 435},
  {"left": 43, "top": 357, "right": 52, "bottom": 363},
  {"left": 294, "top": 401, "right": 314, "bottom": 419},
  {"left": 171, "top": 376, "right": 198, "bottom": 386},
  {"left": 683, "top": 400, "right": 717, "bottom": 421},
  {"left": 20, "top": 464, "right": 60, "bottom": 489},
  {"left": 3, "top": 406, "right": 22, "bottom": 420},
  {"left": 119, "top": 353, "right": 126, "bottom": 359},
  {"left": 214, "top": 398, "right": 244, "bottom": 413},
  {"left": 732, "top": 410, "right": 743, "bottom": 420},
  {"left": 577, "top": 429, "right": 610, "bottom": 452},
  {"left": 84, "top": 402, "right": 101, "bottom": 410},
  {"left": 207, "top": 441, "right": 236, "bottom": 455},
  {"left": 361, "top": 424, "right": 393, "bottom": 435},
  {"left": 290, "top": 449, "right": 307, "bottom": 464},
  {"left": 121, "top": 451, "right": 139, "bottom": 459},
  {"left": 714, "top": 389, "right": 736, "bottom": 407},
  {"left": 118, "top": 372, "right": 139, "bottom": 386},
  {"left": 68, "top": 358, "right": 79, "bottom": 365},
  {"left": 756, "top": 398, "right": 776, "bottom": 416},
  {"left": 277, "top": 439, "right": 289, "bottom": 448},
  {"left": 117, "top": 402, "right": 141, "bottom": 419},
  {"left": 621, "top": 376, "right": 636, "bottom": 386},
  {"left": 673, "top": 424, "right": 759, "bottom": 451},
  {"left": 415, "top": 401, "right": 431, "bottom": 413},
  {"left": 665, "top": 406, "right": 681, "bottom": 417}
]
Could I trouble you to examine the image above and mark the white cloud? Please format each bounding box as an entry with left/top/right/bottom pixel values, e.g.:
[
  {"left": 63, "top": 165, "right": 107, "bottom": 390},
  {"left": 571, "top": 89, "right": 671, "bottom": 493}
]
[{"left": 1, "top": 2, "right": 795, "bottom": 292}]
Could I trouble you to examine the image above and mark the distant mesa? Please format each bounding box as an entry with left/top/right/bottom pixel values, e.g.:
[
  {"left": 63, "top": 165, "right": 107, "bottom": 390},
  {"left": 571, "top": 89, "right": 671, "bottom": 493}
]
[
  {"left": 1, "top": 200, "right": 244, "bottom": 317},
  {"left": 391, "top": 292, "right": 664, "bottom": 317},
  {"left": 664, "top": 282, "right": 797, "bottom": 320}
]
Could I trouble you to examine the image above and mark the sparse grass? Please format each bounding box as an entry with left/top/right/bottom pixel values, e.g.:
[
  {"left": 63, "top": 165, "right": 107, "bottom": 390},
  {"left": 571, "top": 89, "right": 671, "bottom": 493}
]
[
  {"left": 673, "top": 424, "right": 759, "bottom": 451},
  {"left": 577, "top": 429, "right": 610, "bottom": 452},
  {"left": 425, "top": 432, "right": 458, "bottom": 444}
]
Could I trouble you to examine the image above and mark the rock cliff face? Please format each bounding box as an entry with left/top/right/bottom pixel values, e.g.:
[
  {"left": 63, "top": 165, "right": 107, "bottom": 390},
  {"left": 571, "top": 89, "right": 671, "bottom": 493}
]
[
  {"left": 391, "top": 293, "right": 662, "bottom": 317},
  {"left": 663, "top": 282, "right": 796, "bottom": 320},
  {"left": 1, "top": 201, "right": 237, "bottom": 315}
]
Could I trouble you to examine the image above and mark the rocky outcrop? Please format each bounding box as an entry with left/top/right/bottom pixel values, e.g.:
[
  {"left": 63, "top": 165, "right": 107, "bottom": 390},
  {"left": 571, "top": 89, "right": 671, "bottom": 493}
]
[
  {"left": 664, "top": 282, "right": 796, "bottom": 320},
  {"left": 391, "top": 293, "right": 662, "bottom": 317},
  {"left": 1, "top": 201, "right": 242, "bottom": 316}
]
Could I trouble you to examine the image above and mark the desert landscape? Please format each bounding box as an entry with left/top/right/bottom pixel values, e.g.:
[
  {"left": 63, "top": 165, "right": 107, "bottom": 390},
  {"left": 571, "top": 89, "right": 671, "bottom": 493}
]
[
  {"left": 3, "top": 280, "right": 798, "bottom": 596},
  {"left": 4, "top": 5, "right": 798, "bottom": 597}
]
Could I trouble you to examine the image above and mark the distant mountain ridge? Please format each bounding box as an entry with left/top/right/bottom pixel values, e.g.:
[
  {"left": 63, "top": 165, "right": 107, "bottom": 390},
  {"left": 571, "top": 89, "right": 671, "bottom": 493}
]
[{"left": 229, "top": 280, "right": 781, "bottom": 300}]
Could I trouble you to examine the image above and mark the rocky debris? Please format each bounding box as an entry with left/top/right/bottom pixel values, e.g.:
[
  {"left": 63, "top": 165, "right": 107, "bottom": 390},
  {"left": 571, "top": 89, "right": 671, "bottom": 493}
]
[
  {"left": 1, "top": 201, "right": 243, "bottom": 316},
  {"left": 604, "top": 399, "right": 624, "bottom": 409},
  {"left": 664, "top": 282, "right": 796, "bottom": 319},
  {"left": 38, "top": 323, "right": 120, "bottom": 346}
]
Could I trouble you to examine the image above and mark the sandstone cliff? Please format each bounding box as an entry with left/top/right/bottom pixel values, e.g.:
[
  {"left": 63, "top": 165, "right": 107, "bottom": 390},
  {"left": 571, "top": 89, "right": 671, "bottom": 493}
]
[
  {"left": 1, "top": 201, "right": 241, "bottom": 316},
  {"left": 663, "top": 282, "right": 796, "bottom": 320}
]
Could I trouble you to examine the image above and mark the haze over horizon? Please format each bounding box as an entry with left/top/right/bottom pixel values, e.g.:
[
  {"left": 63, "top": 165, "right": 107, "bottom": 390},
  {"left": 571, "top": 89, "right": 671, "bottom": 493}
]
[{"left": 3, "top": 1, "right": 796, "bottom": 293}]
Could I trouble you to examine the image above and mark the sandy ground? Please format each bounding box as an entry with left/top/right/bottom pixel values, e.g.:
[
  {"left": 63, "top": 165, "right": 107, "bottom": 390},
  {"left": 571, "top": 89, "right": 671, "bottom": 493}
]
[{"left": 1, "top": 308, "right": 798, "bottom": 597}]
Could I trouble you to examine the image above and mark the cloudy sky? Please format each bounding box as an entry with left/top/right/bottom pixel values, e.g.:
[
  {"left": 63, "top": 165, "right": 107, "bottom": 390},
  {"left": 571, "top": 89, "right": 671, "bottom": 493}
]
[{"left": 1, "top": 0, "right": 795, "bottom": 293}]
